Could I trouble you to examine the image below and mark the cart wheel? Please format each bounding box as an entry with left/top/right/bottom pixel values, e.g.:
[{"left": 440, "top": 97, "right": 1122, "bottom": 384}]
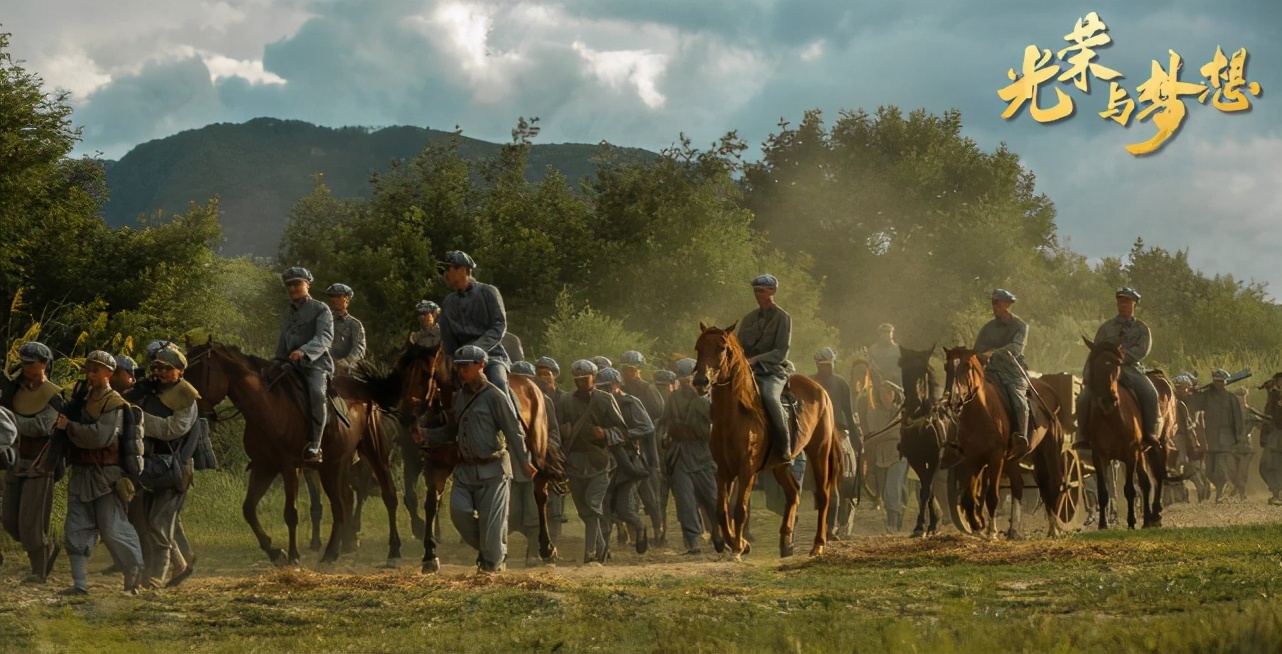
[
  {"left": 1056, "top": 448, "right": 1084, "bottom": 523},
  {"left": 946, "top": 466, "right": 971, "bottom": 534}
]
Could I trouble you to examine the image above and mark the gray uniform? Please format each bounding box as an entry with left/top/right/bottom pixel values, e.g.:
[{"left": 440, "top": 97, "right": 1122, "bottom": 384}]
[
  {"left": 973, "top": 315, "right": 1030, "bottom": 439},
  {"left": 330, "top": 313, "right": 366, "bottom": 375},
  {"left": 622, "top": 377, "right": 666, "bottom": 536},
  {"left": 413, "top": 325, "right": 442, "bottom": 349},
  {"left": 738, "top": 305, "right": 792, "bottom": 456},
  {"left": 2, "top": 380, "right": 64, "bottom": 579},
  {"left": 812, "top": 372, "right": 862, "bottom": 535},
  {"left": 603, "top": 392, "right": 653, "bottom": 546},
  {"left": 1197, "top": 386, "right": 1244, "bottom": 496},
  {"left": 558, "top": 388, "right": 627, "bottom": 563},
  {"left": 661, "top": 386, "right": 722, "bottom": 551},
  {"left": 63, "top": 388, "right": 144, "bottom": 584},
  {"left": 275, "top": 296, "right": 334, "bottom": 448},
  {"left": 1079, "top": 315, "right": 1159, "bottom": 441},
  {"left": 441, "top": 281, "right": 513, "bottom": 395},
  {"left": 135, "top": 380, "right": 199, "bottom": 585},
  {"left": 541, "top": 385, "right": 570, "bottom": 541},
  {"left": 868, "top": 340, "right": 902, "bottom": 388},
  {"left": 450, "top": 380, "right": 531, "bottom": 572}
]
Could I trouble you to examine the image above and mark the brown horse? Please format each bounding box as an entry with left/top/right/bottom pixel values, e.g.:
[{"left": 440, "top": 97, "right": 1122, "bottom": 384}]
[
  {"left": 897, "top": 345, "right": 949, "bottom": 538},
  {"left": 942, "top": 347, "right": 1068, "bottom": 539},
  {"left": 1080, "top": 337, "right": 1173, "bottom": 529},
  {"left": 366, "top": 343, "right": 563, "bottom": 573},
  {"left": 185, "top": 340, "right": 402, "bottom": 565},
  {"left": 692, "top": 323, "right": 842, "bottom": 559}
]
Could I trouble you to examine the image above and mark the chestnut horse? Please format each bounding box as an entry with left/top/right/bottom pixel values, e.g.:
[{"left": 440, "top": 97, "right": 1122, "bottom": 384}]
[
  {"left": 897, "top": 345, "right": 949, "bottom": 538},
  {"left": 692, "top": 323, "right": 842, "bottom": 559},
  {"left": 942, "top": 347, "right": 1068, "bottom": 539},
  {"left": 1080, "top": 337, "right": 1173, "bottom": 529},
  {"left": 365, "top": 343, "right": 563, "bottom": 573},
  {"left": 185, "top": 340, "right": 402, "bottom": 566}
]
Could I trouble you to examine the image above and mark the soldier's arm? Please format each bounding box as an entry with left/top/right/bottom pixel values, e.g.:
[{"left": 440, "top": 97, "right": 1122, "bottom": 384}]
[
  {"left": 493, "top": 391, "right": 530, "bottom": 470},
  {"left": 595, "top": 393, "right": 630, "bottom": 435},
  {"left": 751, "top": 312, "right": 792, "bottom": 367},
  {"left": 14, "top": 401, "right": 61, "bottom": 438},
  {"left": 1123, "top": 323, "right": 1152, "bottom": 365},
  {"left": 299, "top": 305, "right": 335, "bottom": 361},
  {"left": 692, "top": 396, "right": 713, "bottom": 442},
  {"left": 625, "top": 399, "right": 655, "bottom": 443},
  {"left": 274, "top": 316, "right": 292, "bottom": 361},
  {"left": 144, "top": 402, "right": 198, "bottom": 441},
  {"left": 998, "top": 321, "right": 1028, "bottom": 358},
  {"left": 66, "top": 408, "right": 123, "bottom": 449},
  {"left": 472, "top": 286, "right": 508, "bottom": 354},
  {"left": 0, "top": 406, "right": 16, "bottom": 452},
  {"left": 347, "top": 320, "right": 367, "bottom": 364},
  {"left": 838, "top": 378, "right": 862, "bottom": 447}
]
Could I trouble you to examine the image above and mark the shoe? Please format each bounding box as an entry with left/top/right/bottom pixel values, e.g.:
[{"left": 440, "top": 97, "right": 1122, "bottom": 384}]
[
  {"left": 635, "top": 527, "right": 649, "bottom": 555},
  {"left": 682, "top": 548, "right": 702, "bottom": 556},
  {"left": 303, "top": 443, "right": 323, "bottom": 464},
  {"left": 167, "top": 557, "right": 196, "bottom": 588},
  {"left": 59, "top": 586, "right": 90, "bottom": 596},
  {"left": 1012, "top": 434, "right": 1029, "bottom": 450},
  {"left": 124, "top": 566, "right": 144, "bottom": 595}
]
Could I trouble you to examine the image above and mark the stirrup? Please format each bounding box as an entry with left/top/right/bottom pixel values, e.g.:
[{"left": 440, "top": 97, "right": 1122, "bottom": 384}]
[{"left": 303, "top": 443, "right": 324, "bottom": 464}]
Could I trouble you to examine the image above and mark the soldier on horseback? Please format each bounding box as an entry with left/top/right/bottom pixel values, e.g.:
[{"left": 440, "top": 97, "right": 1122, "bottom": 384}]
[
  {"left": 412, "top": 300, "right": 442, "bottom": 349},
  {"left": 738, "top": 273, "right": 794, "bottom": 463},
  {"left": 1075, "top": 287, "right": 1162, "bottom": 450},
  {"left": 325, "top": 283, "right": 366, "bottom": 376},
  {"left": 439, "top": 251, "right": 520, "bottom": 416},
  {"left": 275, "top": 267, "right": 334, "bottom": 463},
  {"left": 974, "top": 289, "right": 1031, "bottom": 448}
]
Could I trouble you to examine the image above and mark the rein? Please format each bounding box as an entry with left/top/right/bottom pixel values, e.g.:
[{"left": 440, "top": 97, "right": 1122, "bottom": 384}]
[{"left": 188, "top": 346, "right": 243, "bottom": 423}]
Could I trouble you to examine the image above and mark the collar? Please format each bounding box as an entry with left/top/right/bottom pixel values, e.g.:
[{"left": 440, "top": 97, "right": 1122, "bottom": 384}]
[
  {"left": 291, "top": 296, "right": 311, "bottom": 309},
  {"left": 20, "top": 376, "right": 47, "bottom": 391},
  {"left": 1114, "top": 314, "right": 1135, "bottom": 323},
  {"left": 334, "top": 311, "right": 349, "bottom": 319},
  {"left": 455, "top": 281, "right": 476, "bottom": 297}
]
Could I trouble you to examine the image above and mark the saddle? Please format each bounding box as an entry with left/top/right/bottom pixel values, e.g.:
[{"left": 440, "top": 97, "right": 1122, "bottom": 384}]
[
  {"left": 774, "top": 380, "right": 803, "bottom": 457},
  {"left": 266, "top": 363, "right": 352, "bottom": 429}
]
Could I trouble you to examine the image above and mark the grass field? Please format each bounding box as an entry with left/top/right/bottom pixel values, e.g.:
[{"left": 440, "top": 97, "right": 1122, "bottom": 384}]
[{"left": 3, "top": 468, "right": 1282, "bottom": 653}]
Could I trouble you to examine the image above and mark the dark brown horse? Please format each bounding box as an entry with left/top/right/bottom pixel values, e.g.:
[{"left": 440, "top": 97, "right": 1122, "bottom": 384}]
[
  {"left": 692, "top": 323, "right": 842, "bottom": 559},
  {"left": 185, "top": 340, "right": 402, "bottom": 565},
  {"left": 942, "top": 347, "right": 1068, "bottom": 539},
  {"left": 1079, "top": 337, "right": 1173, "bottom": 529},
  {"left": 366, "top": 343, "right": 563, "bottom": 573},
  {"left": 897, "top": 345, "right": 949, "bottom": 538}
]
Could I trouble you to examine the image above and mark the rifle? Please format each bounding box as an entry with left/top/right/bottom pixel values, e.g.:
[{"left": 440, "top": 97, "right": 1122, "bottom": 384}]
[{"left": 1225, "top": 368, "right": 1253, "bottom": 386}]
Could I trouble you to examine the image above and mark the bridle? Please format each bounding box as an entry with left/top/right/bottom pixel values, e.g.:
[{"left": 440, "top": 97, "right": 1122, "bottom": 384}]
[{"left": 186, "top": 345, "right": 242, "bottom": 423}]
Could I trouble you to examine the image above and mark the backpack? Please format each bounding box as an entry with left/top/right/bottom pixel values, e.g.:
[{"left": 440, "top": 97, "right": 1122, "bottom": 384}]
[
  {"left": 118, "top": 405, "right": 145, "bottom": 479},
  {"left": 139, "top": 418, "right": 205, "bottom": 490}
]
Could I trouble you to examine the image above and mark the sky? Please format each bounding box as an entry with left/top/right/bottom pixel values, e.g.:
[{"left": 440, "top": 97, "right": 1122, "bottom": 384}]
[{"left": 4, "top": 0, "right": 1279, "bottom": 291}]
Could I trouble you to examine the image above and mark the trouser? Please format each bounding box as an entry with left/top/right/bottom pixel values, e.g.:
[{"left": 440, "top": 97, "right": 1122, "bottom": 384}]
[
  {"left": 604, "top": 471, "right": 645, "bottom": 545},
  {"left": 670, "top": 464, "right": 720, "bottom": 550},
  {"left": 1207, "top": 451, "right": 1233, "bottom": 495},
  {"left": 883, "top": 459, "right": 909, "bottom": 530},
  {"left": 65, "top": 491, "right": 143, "bottom": 569},
  {"left": 568, "top": 473, "right": 609, "bottom": 562},
  {"left": 3, "top": 473, "right": 56, "bottom": 575},
  {"left": 1260, "top": 447, "right": 1282, "bottom": 495},
  {"left": 449, "top": 473, "right": 511, "bottom": 572},
  {"left": 172, "top": 512, "right": 193, "bottom": 568},
  {"left": 142, "top": 488, "right": 185, "bottom": 582},
  {"left": 637, "top": 436, "right": 664, "bottom": 534},
  {"left": 996, "top": 373, "right": 1030, "bottom": 441},
  {"left": 507, "top": 479, "right": 541, "bottom": 558},
  {"left": 303, "top": 368, "right": 329, "bottom": 448},
  {"left": 756, "top": 373, "right": 790, "bottom": 458},
  {"left": 1232, "top": 450, "right": 1253, "bottom": 498}
]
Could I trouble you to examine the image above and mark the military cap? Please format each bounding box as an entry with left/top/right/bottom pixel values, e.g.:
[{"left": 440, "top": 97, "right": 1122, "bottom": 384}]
[
  {"left": 326, "top": 283, "right": 354, "bottom": 297},
  {"left": 991, "top": 288, "right": 1017, "bottom": 303},
  {"left": 441, "top": 250, "right": 477, "bottom": 270},
  {"left": 18, "top": 341, "right": 53, "bottom": 364},
  {"left": 594, "top": 367, "right": 622, "bottom": 387},
  {"left": 814, "top": 347, "right": 837, "bottom": 363},
  {"left": 653, "top": 370, "right": 677, "bottom": 384},
  {"left": 570, "top": 359, "right": 598, "bottom": 378},
  {"left": 145, "top": 340, "right": 175, "bottom": 358},
  {"left": 878, "top": 323, "right": 895, "bottom": 333},
  {"left": 282, "top": 267, "right": 313, "bottom": 283},
  {"left": 1212, "top": 368, "right": 1230, "bottom": 381},
  {"left": 751, "top": 273, "right": 779, "bottom": 289},
  {"left": 590, "top": 355, "right": 613, "bottom": 371},
  {"left": 675, "top": 358, "right": 698, "bottom": 379},
  {"left": 511, "top": 361, "right": 537, "bottom": 377},
  {"left": 534, "top": 356, "right": 561, "bottom": 375},
  {"left": 619, "top": 351, "right": 646, "bottom": 368},
  {"left": 152, "top": 345, "right": 188, "bottom": 370},
  {"left": 1172, "top": 374, "right": 1194, "bottom": 387},
  {"left": 453, "top": 345, "right": 488, "bottom": 365},
  {"left": 115, "top": 355, "right": 138, "bottom": 375},
  {"left": 1115, "top": 287, "right": 1141, "bottom": 302},
  {"left": 415, "top": 300, "right": 440, "bottom": 315},
  {"left": 83, "top": 350, "right": 117, "bottom": 372}
]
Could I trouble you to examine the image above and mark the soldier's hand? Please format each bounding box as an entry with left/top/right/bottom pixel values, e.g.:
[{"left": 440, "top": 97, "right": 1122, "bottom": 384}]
[
  {"left": 593, "top": 426, "right": 605, "bottom": 440},
  {"left": 55, "top": 414, "right": 69, "bottom": 430},
  {"left": 524, "top": 462, "right": 538, "bottom": 478},
  {"left": 289, "top": 350, "right": 304, "bottom": 362}
]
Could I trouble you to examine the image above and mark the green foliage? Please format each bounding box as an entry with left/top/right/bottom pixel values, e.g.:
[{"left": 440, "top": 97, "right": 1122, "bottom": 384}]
[{"left": 540, "top": 292, "right": 656, "bottom": 373}]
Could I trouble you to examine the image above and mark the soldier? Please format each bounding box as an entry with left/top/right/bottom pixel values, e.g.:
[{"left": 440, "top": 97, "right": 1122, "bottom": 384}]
[
  {"left": 1172, "top": 374, "right": 1211, "bottom": 503},
  {"left": 275, "top": 267, "right": 334, "bottom": 463},
  {"left": 439, "top": 251, "right": 516, "bottom": 401},
  {"left": 325, "top": 283, "right": 366, "bottom": 376},
  {"left": 131, "top": 344, "right": 200, "bottom": 588},
  {"left": 55, "top": 351, "right": 145, "bottom": 595},
  {"left": 868, "top": 323, "right": 902, "bottom": 389},
  {"left": 738, "top": 274, "right": 794, "bottom": 463},
  {"left": 1076, "top": 287, "right": 1161, "bottom": 450},
  {"left": 2, "top": 342, "right": 65, "bottom": 583},
  {"left": 619, "top": 350, "right": 666, "bottom": 545},
  {"left": 412, "top": 300, "right": 442, "bottom": 349},
  {"left": 533, "top": 356, "right": 569, "bottom": 544},
  {"left": 558, "top": 360, "right": 628, "bottom": 564},
  {"left": 654, "top": 370, "right": 678, "bottom": 404},
  {"left": 503, "top": 332, "right": 526, "bottom": 363},
  {"left": 810, "top": 347, "right": 863, "bottom": 538},
  {"left": 535, "top": 357, "right": 568, "bottom": 407},
  {"left": 1232, "top": 387, "right": 1257, "bottom": 501},
  {"left": 505, "top": 361, "right": 543, "bottom": 561},
  {"left": 590, "top": 355, "right": 613, "bottom": 372},
  {"left": 663, "top": 358, "right": 724, "bottom": 555},
  {"left": 863, "top": 382, "right": 907, "bottom": 531},
  {"left": 447, "top": 346, "right": 535, "bottom": 574},
  {"left": 1197, "top": 369, "right": 1245, "bottom": 502},
  {"left": 596, "top": 367, "right": 654, "bottom": 554},
  {"left": 973, "top": 289, "right": 1031, "bottom": 448},
  {"left": 110, "top": 356, "right": 138, "bottom": 394}
]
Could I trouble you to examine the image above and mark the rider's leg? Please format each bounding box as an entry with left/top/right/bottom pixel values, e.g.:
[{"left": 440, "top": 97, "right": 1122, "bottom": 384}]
[
  {"left": 1119, "top": 368, "right": 1161, "bottom": 447},
  {"left": 304, "top": 369, "right": 328, "bottom": 461},
  {"left": 756, "top": 373, "right": 791, "bottom": 462}
]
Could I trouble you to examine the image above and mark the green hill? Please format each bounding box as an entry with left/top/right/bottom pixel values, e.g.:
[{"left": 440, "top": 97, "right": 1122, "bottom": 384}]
[{"left": 102, "top": 118, "right": 658, "bottom": 257}]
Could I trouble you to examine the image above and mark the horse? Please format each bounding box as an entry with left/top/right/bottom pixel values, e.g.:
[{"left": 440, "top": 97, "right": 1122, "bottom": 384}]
[
  {"left": 365, "top": 342, "right": 563, "bottom": 573},
  {"left": 941, "top": 346, "right": 1068, "bottom": 539},
  {"left": 302, "top": 413, "right": 404, "bottom": 552},
  {"left": 1079, "top": 337, "right": 1174, "bottom": 529},
  {"left": 185, "top": 340, "right": 402, "bottom": 566},
  {"left": 896, "top": 345, "right": 949, "bottom": 538},
  {"left": 692, "top": 322, "right": 842, "bottom": 559}
]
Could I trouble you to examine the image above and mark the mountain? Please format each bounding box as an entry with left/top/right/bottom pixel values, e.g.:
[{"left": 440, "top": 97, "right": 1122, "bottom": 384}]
[{"left": 101, "top": 118, "right": 659, "bottom": 257}]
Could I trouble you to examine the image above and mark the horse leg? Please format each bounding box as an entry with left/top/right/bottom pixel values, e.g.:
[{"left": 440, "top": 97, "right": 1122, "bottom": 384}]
[
  {"left": 532, "top": 475, "right": 556, "bottom": 563},
  {"left": 983, "top": 462, "right": 1001, "bottom": 540},
  {"left": 1123, "top": 459, "right": 1138, "bottom": 530},
  {"left": 1137, "top": 455, "right": 1155, "bottom": 528},
  {"left": 910, "top": 461, "right": 930, "bottom": 538},
  {"left": 1145, "top": 446, "right": 1165, "bottom": 528},
  {"left": 770, "top": 465, "right": 800, "bottom": 558},
  {"left": 1093, "top": 452, "right": 1110, "bottom": 530},
  {"left": 715, "top": 471, "right": 738, "bottom": 557},
  {"left": 732, "top": 474, "right": 755, "bottom": 559},
  {"left": 360, "top": 438, "right": 402, "bottom": 566},
  {"left": 304, "top": 469, "right": 323, "bottom": 552},
  {"left": 1006, "top": 467, "right": 1023, "bottom": 541},
  {"left": 242, "top": 465, "right": 285, "bottom": 564},
  {"left": 318, "top": 460, "right": 349, "bottom": 564},
  {"left": 421, "top": 466, "right": 447, "bottom": 573},
  {"left": 403, "top": 440, "right": 426, "bottom": 541},
  {"left": 282, "top": 468, "right": 302, "bottom": 566},
  {"left": 809, "top": 443, "right": 835, "bottom": 557},
  {"left": 341, "top": 475, "right": 361, "bottom": 554},
  {"left": 1034, "top": 441, "right": 1065, "bottom": 537}
]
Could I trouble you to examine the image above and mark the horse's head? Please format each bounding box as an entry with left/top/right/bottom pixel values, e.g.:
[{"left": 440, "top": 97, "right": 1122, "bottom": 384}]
[
  {"left": 898, "top": 344, "right": 936, "bottom": 416},
  {"left": 393, "top": 343, "right": 452, "bottom": 422},
  {"left": 692, "top": 321, "right": 739, "bottom": 395},
  {"left": 1083, "top": 336, "right": 1124, "bottom": 412},
  {"left": 185, "top": 338, "right": 232, "bottom": 413},
  {"left": 942, "top": 346, "right": 981, "bottom": 412},
  {"left": 1260, "top": 372, "right": 1282, "bottom": 429}
]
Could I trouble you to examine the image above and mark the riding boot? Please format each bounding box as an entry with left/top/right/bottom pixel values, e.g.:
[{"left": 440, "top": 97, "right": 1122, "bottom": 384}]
[
  {"left": 124, "top": 564, "right": 144, "bottom": 595},
  {"left": 1012, "top": 408, "right": 1030, "bottom": 449},
  {"left": 67, "top": 555, "right": 90, "bottom": 595}
]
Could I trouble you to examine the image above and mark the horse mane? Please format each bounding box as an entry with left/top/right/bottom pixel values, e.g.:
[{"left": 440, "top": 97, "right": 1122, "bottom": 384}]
[{"left": 722, "top": 332, "right": 761, "bottom": 415}]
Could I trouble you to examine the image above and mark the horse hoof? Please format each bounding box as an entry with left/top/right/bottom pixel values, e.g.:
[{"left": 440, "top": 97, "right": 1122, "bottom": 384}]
[
  {"left": 809, "top": 545, "right": 824, "bottom": 557},
  {"left": 541, "top": 546, "right": 559, "bottom": 563},
  {"left": 421, "top": 558, "right": 441, "bottom": 575},
  {"left": 779, "top": 542, "right": 795, "bottom": 558},
  {"left": 731, "top": 552, "right": 743, "bottom": 563},
  {"left": 741, "top": 542, "right": 752, "bottom": 556},
  {"left": 309, "top": 540, "right": 322, "bottom": 553},
  {"left": 1005, "top": 530, "right": 1021, "bottom": 541},
  {"left": 910, "top": 528, "right": 925, "bottom": 539},
  {"left": 269, "top": 548, "right": 287, "bottom": 566},
  {"left": 713, "top": 540, "right": 726, "bottom": 554},
  {"left": 381, "top": 557, "right": 402, "bottom": 569}
]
